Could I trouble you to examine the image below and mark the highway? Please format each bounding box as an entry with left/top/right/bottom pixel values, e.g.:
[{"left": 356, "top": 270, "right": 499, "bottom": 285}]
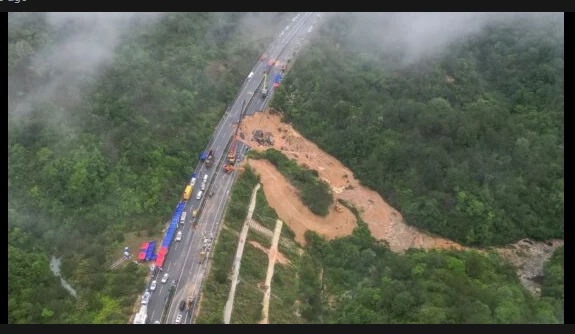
[{"left": 143, "top": 12, "right": 322, "bottom": 324}]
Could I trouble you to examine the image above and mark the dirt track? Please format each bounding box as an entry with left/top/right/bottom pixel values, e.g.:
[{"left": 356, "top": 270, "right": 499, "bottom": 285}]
[{"left": 241, "top": 110, "right": 464, "bottom": 252}]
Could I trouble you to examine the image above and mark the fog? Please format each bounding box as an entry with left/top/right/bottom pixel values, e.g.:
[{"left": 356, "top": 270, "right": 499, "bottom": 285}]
[
  {"left": 8, "top": 12, "right": 293, "bottom": 119},
  {"left": 8, "top": 13, "right": 163, "bottom": 117},
  {"left": 337, "top": 12, "right": 564, "bottom": 66},
  {"left": 9, "top": 12, "right": 563, "bottom": 118}
]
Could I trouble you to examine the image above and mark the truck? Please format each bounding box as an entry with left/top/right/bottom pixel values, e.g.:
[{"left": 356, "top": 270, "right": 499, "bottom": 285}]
[
  {"left": 262, "top": 72, "right": 268, "bottom": 98},
  {"left": 133, "top": 305, "right": 148, "bottom": 324},
  {"left": 180, "top": 211, "right": 187, "bottom": 225},
  {"left": 205, "top": 150, "right": 214, "bottom": 168},
  {"left": 189, "top": 173, "right": 198, "bottom": 187},
  {"left": 199, "top": 251, "right": 206, "bottom": 264},
  {"left": 183, "top": 185, "right": 192, "bottom": 200},
  {"left": 199, "top": 151, "right": 209, "bottom": 161}
]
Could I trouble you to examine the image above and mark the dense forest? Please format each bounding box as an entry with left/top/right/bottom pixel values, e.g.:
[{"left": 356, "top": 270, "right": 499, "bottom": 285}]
[
  {"left": 8, "top": 12, "right": 289, "bottom": 324},
  {"left": 272, "top": 13, "right": 564, "bottom": 246},
  {"left": 297, "top": 223, "right": 564, "bottom": 323}
]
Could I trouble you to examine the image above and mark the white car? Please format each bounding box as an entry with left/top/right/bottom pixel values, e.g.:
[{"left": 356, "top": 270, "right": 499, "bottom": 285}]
[
  {"left": 175, "top": 314, "right": 182, "bottom": 324},
  {"left": 176, "top": 231, "right": 182, "bottom": 242},
  {"left": 141, "top": 291, "right": 151, "bottom": 305},
  {"left": 161, "top": 273, "right": 169, "bottom": 284},
  {"left": 150, "top": 280, "right": 157, "bottom": 291}
]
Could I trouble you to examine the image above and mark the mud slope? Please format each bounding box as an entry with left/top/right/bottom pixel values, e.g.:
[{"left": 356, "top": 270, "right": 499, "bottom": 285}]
[
  {"left": 240, "top": 110, "right": 464, "bottom": 252},
  {"left": 248, "top": 159, "right": 357, "bottom": 245}
]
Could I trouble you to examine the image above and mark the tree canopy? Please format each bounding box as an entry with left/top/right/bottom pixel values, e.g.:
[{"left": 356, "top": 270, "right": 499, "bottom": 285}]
[
  {"left": 272, "top": 13, "right": 564, "bottom": 246},
  {"left": 8, "top": 12, "right": 290, "bottom": 324}
]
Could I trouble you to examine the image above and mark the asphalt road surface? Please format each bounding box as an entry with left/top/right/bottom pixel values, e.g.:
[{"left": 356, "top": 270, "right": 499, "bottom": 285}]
[{"left": 143, "top": 12, "right": 321, "bottom": 324}]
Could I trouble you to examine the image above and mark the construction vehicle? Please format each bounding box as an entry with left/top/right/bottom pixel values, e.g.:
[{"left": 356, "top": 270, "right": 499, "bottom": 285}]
[
  {"left": 223, "top": 164, "right": 245, "bottom": 173},
  {"left": 227, "top": 136, "right": 237, "bottom": 166},
  {"left": 205, "top": 150, "right": 214, "bottom": 168},
  {"left": 183, "top": 185, "right": 192, "bottom": 200}
]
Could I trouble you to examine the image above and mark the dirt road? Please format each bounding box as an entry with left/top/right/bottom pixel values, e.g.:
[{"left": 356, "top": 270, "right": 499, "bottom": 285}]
[
  {"left": 223, "top": 183, "right": 260, "bottom": 324},
  {"left": 259, "top": 219, "right": 283, "bottom": 324}
]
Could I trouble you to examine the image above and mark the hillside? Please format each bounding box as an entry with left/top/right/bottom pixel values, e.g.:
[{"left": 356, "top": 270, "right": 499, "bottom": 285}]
[
  {"left": 195, "top": 165, "right": 564, "bottom": 324},
  {"left": 271, "top": 13, "right": 564, "bottom": 247},
  {"left": 8, "top": 12, "right": 290, "bottom": 324}
]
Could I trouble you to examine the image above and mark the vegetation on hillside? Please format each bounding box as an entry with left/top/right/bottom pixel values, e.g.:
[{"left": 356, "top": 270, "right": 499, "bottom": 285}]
[
  {"left": 297, "top": 224, "right": 563, "bottom": 324},
  {"left": 8, "top": 12, "right": 289, "bottom": 324},
  {"left": 272, "top": 13, "right": 564, "bottom": 246},
  {"left": 196, "top": 166, "right": 259, "bottom": 324},
  {"left": 249, "top": 149, "right": 333, "bottom": 216}
]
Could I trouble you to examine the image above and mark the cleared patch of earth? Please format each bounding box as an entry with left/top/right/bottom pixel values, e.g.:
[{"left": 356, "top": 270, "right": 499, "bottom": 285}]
[
  {"left": 240, "top": 110, "right": 463, "bottom": 252},
  {"left": 495, "top": 239, "right": 564, "bottom": 295},
  {"left": 247, "top": 159, "right": 357, "bottom": 246},
  {"left": 237, "top": 109, "right": 564, "bottom": 295}
]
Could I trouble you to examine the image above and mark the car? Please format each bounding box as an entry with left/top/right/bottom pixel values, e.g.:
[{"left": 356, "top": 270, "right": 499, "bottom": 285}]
[
  {"left": 154, "top": 321, "right": 160, "bottom": 324},
  {"left": 150, "top": 280, "right": 157, "bottom": 291},
  {"left": 179, "top": 300, "right": 186, "bottom": 311},
  {"left": 141, "top": 291, "right": 151, "bottom": 305},
  {"left": 192, "top": 209, "right": 198, "bottom": 218},
  {"left": 161, "top": 273, "right": 169, "bottom": 284},
  {"left": 203, "top": 174, "right": 208, "bottom": 182},
  {"left": 175, "top": 314, "right": 182, "bottom": 324},
  {"left": 176, "top": 230, "right": 182, "bottom": 241}
]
